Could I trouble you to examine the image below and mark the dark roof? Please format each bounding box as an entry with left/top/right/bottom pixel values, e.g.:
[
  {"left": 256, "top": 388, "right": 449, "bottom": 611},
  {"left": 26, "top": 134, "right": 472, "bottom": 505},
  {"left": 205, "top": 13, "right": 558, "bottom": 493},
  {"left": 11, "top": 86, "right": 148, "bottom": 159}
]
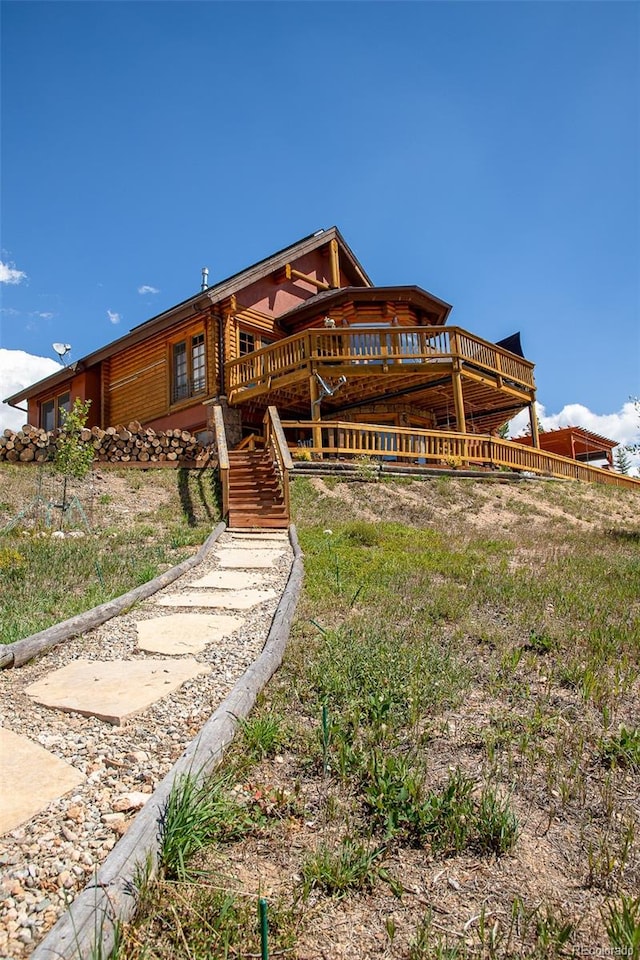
[
  {"left": 4, "top": 227, "right": 372, "bottom": 405},
  {"left": 496, "top": 332, "right": 525, "bottom": 358}
]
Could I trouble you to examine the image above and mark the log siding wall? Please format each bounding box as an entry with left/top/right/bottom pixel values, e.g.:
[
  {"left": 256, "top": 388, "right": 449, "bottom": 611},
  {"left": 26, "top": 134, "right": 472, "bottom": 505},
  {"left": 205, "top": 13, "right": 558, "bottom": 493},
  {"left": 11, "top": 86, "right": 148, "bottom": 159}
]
[{"left": 106, "top": 312, "right": 218, "bottom": 428}]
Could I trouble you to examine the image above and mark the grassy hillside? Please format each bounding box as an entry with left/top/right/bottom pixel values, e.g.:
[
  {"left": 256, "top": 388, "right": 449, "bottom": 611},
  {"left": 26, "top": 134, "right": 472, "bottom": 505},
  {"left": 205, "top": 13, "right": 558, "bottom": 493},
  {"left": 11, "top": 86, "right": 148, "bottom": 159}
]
[
  {"left": 121, "top": 474, "right": 640, "bottom": 959},
  {"left": 0, "top": 464, "right": 219, "bottom": 644}
]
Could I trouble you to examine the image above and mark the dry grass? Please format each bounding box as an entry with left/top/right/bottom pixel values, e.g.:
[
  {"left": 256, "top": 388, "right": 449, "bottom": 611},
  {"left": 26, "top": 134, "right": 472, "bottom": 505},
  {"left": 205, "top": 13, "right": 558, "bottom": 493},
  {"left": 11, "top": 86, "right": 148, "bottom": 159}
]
[{"left": 0, "top": 464, "right": 219, "bottom": 643}]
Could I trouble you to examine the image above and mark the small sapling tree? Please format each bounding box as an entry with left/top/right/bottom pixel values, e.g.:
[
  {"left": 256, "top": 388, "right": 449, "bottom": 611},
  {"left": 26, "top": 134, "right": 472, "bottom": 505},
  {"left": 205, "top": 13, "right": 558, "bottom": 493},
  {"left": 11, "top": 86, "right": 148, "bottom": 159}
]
[
  {"left": 614, "top": 446, "right": 632, "bottom": 475},
  {"left": 53, "top": 398, "right": 94, "bottom": 524}
]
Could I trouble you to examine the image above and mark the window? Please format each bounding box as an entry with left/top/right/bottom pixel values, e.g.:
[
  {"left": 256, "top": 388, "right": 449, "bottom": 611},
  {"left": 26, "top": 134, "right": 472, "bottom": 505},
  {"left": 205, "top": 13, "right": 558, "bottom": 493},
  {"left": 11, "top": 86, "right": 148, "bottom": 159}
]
[
  {"left": 192, "top": 333, "right": 205, "bottom": 392},
  {"left": 40, "top": 392, "right": 71, "bottom": 432},
  {"left": 238, "top": 330, "right": 276, "bottom": 356},
  {"left": 239, "top": 330, "right": 255, "bottom": 356},
  {"left": 42, "top": 400, "right": 55, "bottom": 432},
  {"left": 171, "top": 332, "right": 207, "bottom": 404},
  {"left": 57, "top": 392, "right": 71, "bottom": 427},
  {"left": 173, "top": 341, "right": 188, "bottom": 401}
]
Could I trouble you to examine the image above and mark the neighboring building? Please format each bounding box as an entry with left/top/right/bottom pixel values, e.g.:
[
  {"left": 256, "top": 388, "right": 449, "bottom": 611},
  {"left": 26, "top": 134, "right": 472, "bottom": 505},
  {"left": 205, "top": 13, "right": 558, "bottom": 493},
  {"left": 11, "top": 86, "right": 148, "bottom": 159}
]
[
  {"left": 3, "top": 227, "right": 540, "bottom": 447},
  {"left": 516, "top": 426, "right": 618, "bottom": 468}
]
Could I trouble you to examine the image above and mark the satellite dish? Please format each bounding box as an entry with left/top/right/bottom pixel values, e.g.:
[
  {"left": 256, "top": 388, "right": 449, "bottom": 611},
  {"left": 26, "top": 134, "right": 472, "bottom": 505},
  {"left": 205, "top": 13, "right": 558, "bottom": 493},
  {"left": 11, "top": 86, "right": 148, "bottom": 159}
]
[{"left": 52, "top": 343, "right": 72, "bottom": 364}]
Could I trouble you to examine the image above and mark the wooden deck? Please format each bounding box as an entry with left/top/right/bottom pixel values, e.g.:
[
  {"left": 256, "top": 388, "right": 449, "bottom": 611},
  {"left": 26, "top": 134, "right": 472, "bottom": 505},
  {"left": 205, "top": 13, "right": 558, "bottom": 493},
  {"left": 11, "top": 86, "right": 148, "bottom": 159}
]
[
  {"left": 225, "top": 325, "right": 536, "bottom": 434},
  {"left": 280, "top": 420, "right": 640, "bottom": 491}
]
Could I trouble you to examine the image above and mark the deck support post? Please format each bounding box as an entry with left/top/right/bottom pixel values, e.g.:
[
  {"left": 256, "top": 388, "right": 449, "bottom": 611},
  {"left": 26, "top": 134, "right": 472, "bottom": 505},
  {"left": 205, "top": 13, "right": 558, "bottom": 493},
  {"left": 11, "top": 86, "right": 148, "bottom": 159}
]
[
  {"left": 529, "top": 402, "right": 540, "bottom": 448},
  {"left": 452, "top": 364, "right": 467, "bottom": 435},
  {"left": 309, "top": 374, "right": 323, "bottom": 459}
]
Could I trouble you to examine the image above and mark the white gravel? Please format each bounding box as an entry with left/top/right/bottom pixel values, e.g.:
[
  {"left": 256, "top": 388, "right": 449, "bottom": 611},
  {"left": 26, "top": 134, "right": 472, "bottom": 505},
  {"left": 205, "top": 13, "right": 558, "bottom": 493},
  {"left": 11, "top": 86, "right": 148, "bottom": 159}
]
[{"left": 0, "top": 530, "right": 293, "bottom": 959}]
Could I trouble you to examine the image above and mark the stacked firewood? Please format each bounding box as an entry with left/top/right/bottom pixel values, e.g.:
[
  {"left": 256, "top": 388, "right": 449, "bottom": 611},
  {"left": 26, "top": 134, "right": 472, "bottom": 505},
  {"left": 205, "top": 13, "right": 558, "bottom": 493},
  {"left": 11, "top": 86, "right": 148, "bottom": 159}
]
[
  {"left": 91, "top": 422, "right": 206, "bottom": 464},
  {"left": 0, "top": 425, "right": 51, "bottom": 463},
  {"left": 0, "top": 422, "right": 208, "bottom": 465}
]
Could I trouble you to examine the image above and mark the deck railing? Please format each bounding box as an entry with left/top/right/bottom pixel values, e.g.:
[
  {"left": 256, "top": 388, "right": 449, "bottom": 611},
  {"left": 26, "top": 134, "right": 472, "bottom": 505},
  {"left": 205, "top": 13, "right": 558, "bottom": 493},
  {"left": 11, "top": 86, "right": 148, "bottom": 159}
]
[
  {"left": 263, "top": 406, "right": 293, "bottom": 519},
  {"left": 281, "top": 420, "right": 640, "bottom": 491},
  {"left": 226, "top": 326, "right": 536, "bottom": 399}
]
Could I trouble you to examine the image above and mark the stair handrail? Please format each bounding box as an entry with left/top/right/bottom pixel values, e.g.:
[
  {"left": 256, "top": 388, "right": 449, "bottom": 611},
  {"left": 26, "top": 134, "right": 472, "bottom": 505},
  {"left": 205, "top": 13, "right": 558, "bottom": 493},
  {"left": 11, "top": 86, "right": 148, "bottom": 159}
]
[
  {"left": 235, "top": 433, "right": 265, "bottom": 451},
  {"left": 212, "top": 405, "right": 230, "bottom": 519},
  {"left": 264, "top": 406, "right": 293, "bottom": 520}
]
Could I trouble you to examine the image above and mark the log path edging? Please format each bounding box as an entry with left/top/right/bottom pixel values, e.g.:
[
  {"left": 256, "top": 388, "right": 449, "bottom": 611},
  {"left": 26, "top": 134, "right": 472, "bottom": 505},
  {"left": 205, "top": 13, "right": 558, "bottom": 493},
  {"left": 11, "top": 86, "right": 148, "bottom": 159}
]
[
  {"left": 0, "top": 522, "right": 227, "bottom": 669},
  {"left": 30, "top": 524, "right": 304, "bottom": 960}
]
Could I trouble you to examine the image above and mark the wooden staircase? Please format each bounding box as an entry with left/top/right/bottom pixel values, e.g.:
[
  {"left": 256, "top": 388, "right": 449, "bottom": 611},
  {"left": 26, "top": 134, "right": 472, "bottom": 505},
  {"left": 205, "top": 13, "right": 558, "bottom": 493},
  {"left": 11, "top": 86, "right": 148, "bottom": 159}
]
[{"left": 227, "top": 450, "right": 289, "bottom": 529}]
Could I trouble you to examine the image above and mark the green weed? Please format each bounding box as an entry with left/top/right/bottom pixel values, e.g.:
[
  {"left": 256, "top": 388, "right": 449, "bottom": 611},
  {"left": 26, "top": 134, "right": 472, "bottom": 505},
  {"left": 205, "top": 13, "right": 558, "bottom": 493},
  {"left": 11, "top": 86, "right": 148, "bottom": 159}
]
[
  {"left": 600, "top": 726, "right": 640, "bottom": 772},
  {"left": 602, "top": 894, "right": 640, "bottom": 957},
  {"left": 239, "top": 713, "right": 286, "bottom": 761},
  {"left": 159, "top": 772, "right": 252, "bottom": 881},
  {"left": 300, "top": 840, "right": 384, "bottom": 899},
  {"left": 130, "top": 881, "right": 297, "bottom": 959}
]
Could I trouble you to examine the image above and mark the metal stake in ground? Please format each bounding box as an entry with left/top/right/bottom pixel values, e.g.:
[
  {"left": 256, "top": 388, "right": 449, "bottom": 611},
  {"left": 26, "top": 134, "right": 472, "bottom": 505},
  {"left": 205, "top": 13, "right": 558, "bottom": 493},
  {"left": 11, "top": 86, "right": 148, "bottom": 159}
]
[{"left": 259, "top": 897, "right": 269, "bottom": 960}]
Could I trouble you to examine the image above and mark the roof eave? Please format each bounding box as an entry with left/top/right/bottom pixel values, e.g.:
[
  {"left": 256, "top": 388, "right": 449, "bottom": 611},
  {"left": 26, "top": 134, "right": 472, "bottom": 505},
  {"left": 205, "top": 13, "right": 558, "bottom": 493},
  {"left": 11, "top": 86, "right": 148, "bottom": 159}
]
[
  {"left": 4, "top": 365, "right": 77, "bottom": 406},
  {"left": 277, "top": 285, "right": 453, "bottom": 327}
]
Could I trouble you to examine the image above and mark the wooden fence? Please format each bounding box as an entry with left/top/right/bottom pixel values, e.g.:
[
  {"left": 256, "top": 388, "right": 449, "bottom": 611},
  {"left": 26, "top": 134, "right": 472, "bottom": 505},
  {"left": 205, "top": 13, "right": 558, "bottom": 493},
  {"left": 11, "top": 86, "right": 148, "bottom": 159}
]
[{"left": 281, "top": 420, "right": 640, "bottom": 491}]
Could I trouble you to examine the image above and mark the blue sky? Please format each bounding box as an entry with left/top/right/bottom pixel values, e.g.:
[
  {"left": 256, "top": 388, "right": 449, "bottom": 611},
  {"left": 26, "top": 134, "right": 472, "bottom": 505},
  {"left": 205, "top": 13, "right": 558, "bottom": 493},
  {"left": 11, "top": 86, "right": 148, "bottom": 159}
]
[{"left": 1, "top": 1, "right": 638, "bottom": 442}]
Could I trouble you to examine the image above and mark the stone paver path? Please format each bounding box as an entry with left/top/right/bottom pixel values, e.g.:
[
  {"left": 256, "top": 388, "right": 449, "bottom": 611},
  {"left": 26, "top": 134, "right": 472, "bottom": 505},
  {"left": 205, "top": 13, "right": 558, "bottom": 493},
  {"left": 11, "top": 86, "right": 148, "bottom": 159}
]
[
  {"left": 188, "top": 570, "right": 266, "bottom": 589},
  {"left": 218, "top": 549, "right": 284, "bottom": 568},
  {"left": 155, "top": 588, "right": 277, "bottom": 609},
  {"left": 24, "top": 658, "right": 212, "bottom": 725},
  {"left": 136, "top": 613, "right": 245, "bottom": 655},
  {"left": 0, "top": 528, "right": 292, "bottom": 958},
  {"left": 0, "top": 729, "right": 85, "bottom": 835}
]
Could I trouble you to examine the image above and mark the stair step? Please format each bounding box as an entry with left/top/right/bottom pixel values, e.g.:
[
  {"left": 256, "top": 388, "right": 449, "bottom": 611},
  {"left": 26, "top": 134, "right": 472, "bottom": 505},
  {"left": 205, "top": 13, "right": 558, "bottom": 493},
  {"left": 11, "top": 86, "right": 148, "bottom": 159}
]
[
  {"left": 230, "top": 496, "right": 281, "bottom": 502},
  {"left": 229, "top": 473, "right": 280, "bottom": 481},
  {"left": 227, "top": 445, "right": 290, "bottom": 526},
  {"left": 228, "top": 489, "right": 283, "bottom": 496},
  {"left": 228, "top": 507, "right": 285, "bottom": 513},
  {"left": 228, "top": 499, "right": 286, "bottom": 510},
  {"left": 229, "top": 516, "right": 288, "bottom": 525},
  {"left": 229, "top": 489, "right": 283, "bottom": 496},
  {"left": 228, "top": 464, "right": 275, "bottom": 471},
  {"left": 229, "top": 505, "right": 286, "bottom": 513},
  {"left": 229, "top": 500, "right": 284, "bottom": 512},
  {"left": 229, "top": 473, "right": 278, "bottom": 481},
  {"left": 229, "top": 455, "right": 272, "bottom": 464}
]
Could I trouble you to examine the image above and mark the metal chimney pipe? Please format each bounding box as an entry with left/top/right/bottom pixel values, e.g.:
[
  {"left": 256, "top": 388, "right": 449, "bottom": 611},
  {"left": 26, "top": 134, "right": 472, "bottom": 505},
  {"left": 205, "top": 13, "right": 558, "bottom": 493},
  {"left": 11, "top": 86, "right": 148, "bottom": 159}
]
[{"left": 201, "top": 267, "right": 209, "bottom": 291}]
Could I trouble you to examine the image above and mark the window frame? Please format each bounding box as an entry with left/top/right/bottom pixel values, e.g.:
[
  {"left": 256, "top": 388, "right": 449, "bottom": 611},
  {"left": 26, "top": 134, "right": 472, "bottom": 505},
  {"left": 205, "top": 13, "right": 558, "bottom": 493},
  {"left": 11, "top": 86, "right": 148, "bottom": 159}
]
[
  {"left": 40, "top": 391, "right": 71, "bottom": 432},
  {"left": 237, "top": 327, "right": 276, "bottom": 357},
  {"left": 57, "top": 392, "right": 71, "bottom": 428},
  {"left": 41, "top": 399, "right": 55, "bottom": 432},
  {"left": 238, "top": 329, "right": 256, "bottom": 356},
  {"left": 170, "top": 329, "right": 207, "bottom": 406}
]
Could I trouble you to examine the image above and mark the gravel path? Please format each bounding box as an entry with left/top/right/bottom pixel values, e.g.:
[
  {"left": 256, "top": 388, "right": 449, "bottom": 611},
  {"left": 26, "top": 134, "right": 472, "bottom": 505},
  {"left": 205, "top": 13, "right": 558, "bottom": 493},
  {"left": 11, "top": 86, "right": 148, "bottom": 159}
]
[{"left": 0, "top": 530, "right": 293, "bottom": 958}]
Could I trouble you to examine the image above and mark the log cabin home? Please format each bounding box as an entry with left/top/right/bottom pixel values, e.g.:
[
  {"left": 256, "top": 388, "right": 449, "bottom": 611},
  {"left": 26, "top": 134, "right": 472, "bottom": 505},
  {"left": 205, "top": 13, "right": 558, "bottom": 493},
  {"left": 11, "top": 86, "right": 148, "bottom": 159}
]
[
  {"left": 4, "top": 227, "right": 540, "bottom": 441},
  {"left": 5, "top": 227, "right": 638, "bottom": 524}
]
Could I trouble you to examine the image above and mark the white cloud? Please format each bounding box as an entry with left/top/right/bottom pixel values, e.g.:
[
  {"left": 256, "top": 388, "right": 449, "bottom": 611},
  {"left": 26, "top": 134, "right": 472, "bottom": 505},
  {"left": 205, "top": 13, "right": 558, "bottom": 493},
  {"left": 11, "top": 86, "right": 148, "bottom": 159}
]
[
  {"left": 31, "top": 311, "right": 54, "bottom": 320},
  {"left": 508, "top": 401, "right": 640, "bottom": 476},
  {"left": 0, "top": 260, "right": 27, "bottom": 284},
  {"left": 0, "top": 349, "right": 62, "bottom": 432},
  {"left": 138, "top": 285, "right": 159, "bottom": 295},
  {"left": 107, "top": 310, "right": 121, "bottom": 325}
]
